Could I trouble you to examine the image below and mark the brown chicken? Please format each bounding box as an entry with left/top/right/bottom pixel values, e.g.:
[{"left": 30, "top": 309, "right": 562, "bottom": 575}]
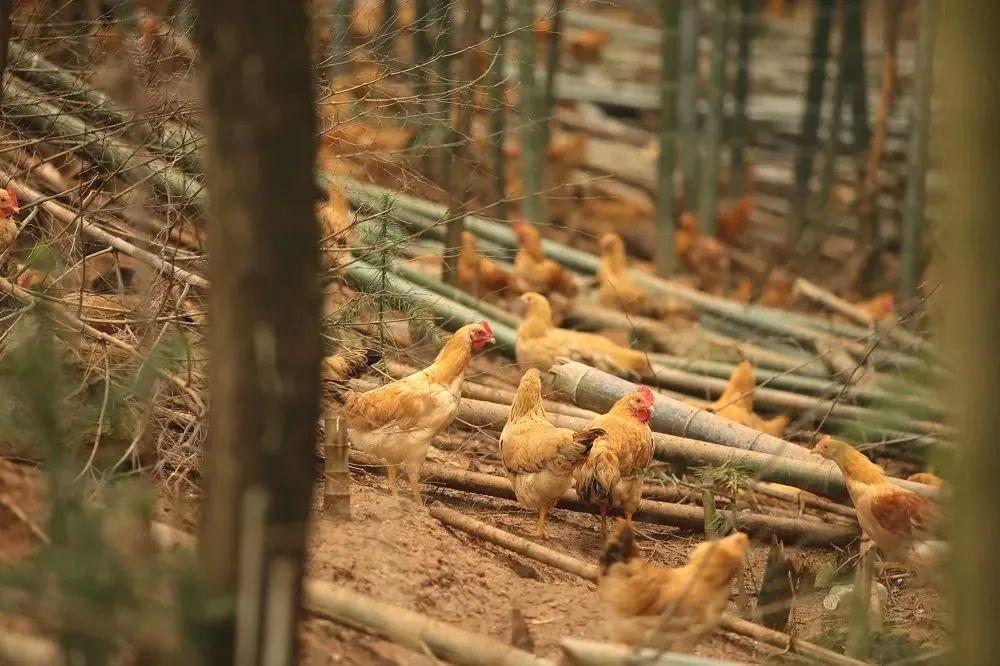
[
  {"left": 332, "top": 322, "right": 495, "bottom": 502},
  {"left": 513, "top": 221, "right": 578, "bottom": 298},
  {"left": 500, "top": 369, "right": 606, "bottom": 538},
  {"left": 675, "top": 213, "right": 730, "bottom": 292},
  {"left": 0, "top": 186, "right": 21, "bottom": 258},
  {"left": 574, "top": 387, "right": 655, "bottom": 531},
  {"left": 906, "top": 472, "right": 945, "bottom": 488},
  {"left": 596, "top": 233, "right": 694, "bottom": 320},
  {"left": 758, "top": 267, "right": 794, "bottom": 309},
  {"left": 516, "top": 292, "right": 649, "bottom": 376},
  {"left": 458, "top": 231, "right": 518, "bottom": 299},
  {"left": 598, "top": 522, "right": 749, "bottom": 649},
  {"left": 718, "top": 196, "right": 754, "bottom": 243},
  {"left": 710, "top": 361, "right": 789, "bottom": 437},
  {"left": 814, "top": 437, "right": 946, "bottom": 568},
  {"left": 858, "top": 291, "right": 895, "bottom": 322},
  {"left": 317, "top": 184, "right": 354, "bottom": 272}
]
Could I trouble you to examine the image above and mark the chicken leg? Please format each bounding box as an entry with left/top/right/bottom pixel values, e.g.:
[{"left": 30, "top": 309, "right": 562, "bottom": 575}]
[
  {"left": 599, "top": 505, "right": 608, "bottom": 535},
  {"left": 536, "top": 506, "right": 550, "bottom": 539},
  {"left": 387, "top": 466, "right": 400, "bottom": 498},
  {"left": 406, "top": 463, "right": 423, "bottom": 505}
]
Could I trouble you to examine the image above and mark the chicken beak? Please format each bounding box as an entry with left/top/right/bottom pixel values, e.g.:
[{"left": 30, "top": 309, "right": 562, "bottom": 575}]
[{"left": 488, "top": 337, "right": 496, "bottom": 344}]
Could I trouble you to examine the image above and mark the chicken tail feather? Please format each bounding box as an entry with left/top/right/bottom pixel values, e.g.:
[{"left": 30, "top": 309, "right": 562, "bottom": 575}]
[
  {"left": 575, "top": 446, "right": 620, "bottom": 504},
  {"left": 599, "top": 520, "right": 637, "bottom": 574},
  {"left": 323, "top": 346, "right": 382, "bottom": 402}
]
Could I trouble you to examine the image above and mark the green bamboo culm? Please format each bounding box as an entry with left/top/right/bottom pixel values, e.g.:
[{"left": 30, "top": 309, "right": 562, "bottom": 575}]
[
  {"left": 413, "top": 0, "right": 433, "bottom": 87},
  {"left": 729, "top": 0, "right": 759, "bottom": 197},
  {"left": 428, "top": 0, "right": 454, "bottom": 184},
  {"left": 489, "top": 0, "right": 509, "bottom": 219},
  {"left": 842, "top": 0, "right": 870, "bottom": 158},
  {"left": 696, "top": 0, "right": 730, "bottom": 236},
  {"left": 678, "top": 0, "right": 700, "bottom": 210},
  {"left": 899, "top": 0, "right": 937, "bottom": 302},
  {"left": 518, "top": 0, "right": 546, "bottom": 224},
  {"left": 788, "top": 0, "right": 834, "bottom": 251},
  {"left": 655, "top": 0, "right": 681, "bottom": 276},
  {"left": 541, "top": 0, "right": 564, "bottom": 150}
]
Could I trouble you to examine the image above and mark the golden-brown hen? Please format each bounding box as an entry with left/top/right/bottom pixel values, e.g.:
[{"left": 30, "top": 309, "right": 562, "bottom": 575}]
[
  {"left": 718, "top": 195, "right": 754, "bottom": 243},
  {"left": 317, "top": 184, "right": 354, "bottom": 272},
  {"left": 710, "top": 361, "right": 789, "bottom": 437},
  {"left": 574, "top": 387, "right": 655, "bottom": 532},
  {"left": 512, "top": 221, "right": 578, "bottom": 298},
  {"left": 500, "top": 369, "right": 605, "bottom": 537},
  {"left": 598, "top": 521, "right": 749, "bottom": 650},
  {"left": 674, "top": 213, "right": 730, "bottom": 293},
  {"left": 458, "top": 231, "right": 518, "bottom": 299},
  {"left": 333, "top": 322, "right": 495, "bottom": 502},
  {"left": 515, "top": 292, "right": 649, "bottom": 376},
  {"left": 0, "top": 186, "right": 21, "bottom": 258},
  {"left": 596, "top": 233, "right": 694, "bottom": 320},
  {"left": 814, "top": 437, "right": 945, "bottom": 568}
]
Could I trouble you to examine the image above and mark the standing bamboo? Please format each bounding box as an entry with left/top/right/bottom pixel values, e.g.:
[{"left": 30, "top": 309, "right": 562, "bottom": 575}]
[
  {"left": 194, "top": 0, "right": 321, "bottom": 663},
  {"left": 441, "top": 0, "right": 485, "bottom": 285},
  {"left": 541, "top": 0, "right": 564, "bottom": 150},
  {"left": 489, "top": 0, "right": 509, "bottom": 219},
  {"left": 729, "top": 0, "right": 759, "bottom": 197},
  {"left": 678, "top": 0, "right": 700, "bottom": 209},
  {"left": 323, "top": 415, "right": 350, "bottom": 519},
  {"left": 428, "top": 0, "right": 454, "bottom": 184},
  {"left": 518, "top": 0, "right": 545, "bottom": 224},
  {"left": 899, "top": 0, "right": 936, "bottom": 302},
  {"left": 788, "top": 0, "right": 834, "bottom": 250},
  {"left": 327, "top": 0, "right": 354, "bottom": 80},
  {"left": 812, "top": 2, "right": 847, "bottom": 255},
  {"left": 380, "top": 0, "right": 398, "bottom": 62},
  {"left": 0, "top": 0, "right": 11, "bottom": 99},
  {"left": 697, "top": 0, "right": 730, "bottom": 236},
  {"left": 940, "top": 2, "right": 1000, "bottom": 663},
  {"left": 841, "top": 0, "right": 869, "bottom": 158},
  {"left": 655, "top": 1, "right": 680, "bottom": 276}
]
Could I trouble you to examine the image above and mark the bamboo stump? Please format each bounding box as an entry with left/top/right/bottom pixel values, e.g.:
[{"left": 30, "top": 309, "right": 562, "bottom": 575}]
[{"left": 324, "top": 415, "right": 351, "bottom": 519}]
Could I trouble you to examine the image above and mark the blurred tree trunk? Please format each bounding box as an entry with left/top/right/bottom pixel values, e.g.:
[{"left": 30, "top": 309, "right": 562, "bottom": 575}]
[
  {"left": 518, "top": 0, "right": 545, "bottom": 224},
  {"left": 942, "top": 3, "right": 1000, "bottom": 664},
  {"left": 678, "top": 0, "right": 700, "bottom": 210},
  {"left": 788, "top": 0, "right": 833, "bottom": 251},
  {"left": 442, "top": 0, "right": 484, "bottom": 285},
  {"left": 489, "top": 0, "right": 509, "bottom": 219},
  {"left": 541, "top": 0, "right": 563, "bottom": 150},
  {"left": 729, "top": 0, "right": 758, "bottom": 197},
  {"left": 899, "top": 0, "right": 936, "bottom": 303},
  {"left": 655, "top": 0, "right": 680, "bottom": 276},
  {"left": 195, "top": 0, "right": 321, "bottom": 664},
  {"left": 854, "top": 0, "right": 901, "bottom": 292},
  {"left": 697, "top": 0, "right": 730, "bottom": 236}
]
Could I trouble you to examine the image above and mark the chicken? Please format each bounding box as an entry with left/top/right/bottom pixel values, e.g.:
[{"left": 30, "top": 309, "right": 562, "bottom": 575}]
[
  {"left": 458, "top": 231, "right": 518, "bottom": 299},
  {"left": 322, "top": 346, "right": 384, "bottom": 384},
  {"left": 674, "top": 213, "right": 730, "bottom": 293},
  {"left": 512, "top": 221, "right": 578, "bottom": 298},
  {"left": 718, "top": 196, "right": 754, "bottom": 243},
  {"left": 332, "top": 322, "right": 495, "bottom": 502},
  {"left": 858, "top": 291, "right": 895, "bottom": 322},
  {"left": 813, "top": 437, "right": 944, "bottom": 568},
  {"left": 567, "top": 29, "right": 610, "bottom": 63},
  {"left": 758, "top": 267, "right": 794, "bottom": 309},
  {"left": 906, "top": 472, "right": 945, "bottom": 488},
  {"left": 596, "top": 233, "right": 694, "bottom": 320},
  {"left": 317, "top": 184, "right": 354, "bottom": 272},
  {"left": 710, "top": 361, "right": 789, "bottom": 437},
  {"left": 598, "top": 521, "right": 749, "bottom": 649},
  {"left": 516, "top": 292, "right": 650, "bottom": 377},
  {"left": 0, "top": 186, "right": 21, "bottom": 258},
  {"left": 500, "top": 369, "right": 606, "bottom": 537},
  {"left": 574, "top": 386, "right": 655, "bottom": 532}
]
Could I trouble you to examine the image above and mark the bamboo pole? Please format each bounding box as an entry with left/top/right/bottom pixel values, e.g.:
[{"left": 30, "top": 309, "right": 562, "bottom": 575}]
[
  {"left": 323, "top": 415, "right": 350, "bottom": 519},
  {"left": 697, "top": 0, "right": 729, "bottom": 236},
  {"left": 392, "top": 261, "right": 520, "bottom": 329},
  {"left": 899, "top": 0, "right": 936, "bottom": 302},
  {"left": 718, "top": 616, "right": 867, "bottom": 666},
  {"left": 678, "top": 0, "right": 700, "bottom": 209},
  {"left": 304, "top": 579, "right": 554, "bottom": 666},
  {"left": 729, "top": 0, "right": 758, "bottom": 197},
  {"left": 489, "top": 0, "right": 509, "bottom": 219},
  {"left": 428, "top": 0, "right": 454, "bottom": 184},
  {"left": 540, "top": 0, "right": 564, "bottom": 150},
  {"left": 841, "top": 0, "right": 870, "bottom": 161},
  {"left": 517, "top": 0, "right": 545, "bottom": 224},
  {"left": 788, "top": 0, "right": 833, "bottom": 249},
  {"left": 845, "top": 545, "right": 875, "bottom": 659},
  {"left": 327, "top": 0, "right": 354, "bottom": 80},
  {"left": 655, "top": 0, "right": 680, "bottom": 276}
]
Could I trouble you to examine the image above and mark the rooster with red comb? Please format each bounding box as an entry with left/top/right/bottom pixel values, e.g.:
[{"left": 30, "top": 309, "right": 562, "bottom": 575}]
[{"left": 574, "top": 385, "right": 655, "bottom": 533}]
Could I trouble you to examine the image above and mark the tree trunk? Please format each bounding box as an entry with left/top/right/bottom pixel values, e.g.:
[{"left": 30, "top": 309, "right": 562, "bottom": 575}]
[
  {"left": 518, "top": 0, "right": 545, "bottom": 224},
  {"left": 327, "top": 0, "right": 354, "bottom": 81},
  {"left": 697, "top": 0, "right": 729, "bottom": 236},
  {"left": 940, "top": 2, "right": 1000, "bottom": 664},
  {"left": 489, "top": 0, "right": 509, "bottom": 219},
  {"left": 0, "top": 0, "right": 11, "bottom": 100},
  {"left": 194, "top": 0, "right": 321, "bottom": 663},
  {"left": 729, "top": 0, "right": 758, "bottom": 197},
  {"left": 655, "top": 0, "right": 680, "bottom": 276},
  {"left": 427, "top": 0, "right": 454, "bottom": 183},
  {"left": 842, "top": 0, "right": 869, "bottom": 157},
  {"left": 788, "top": 0, "right": 833, "bottom": 251},
  {"left": 899, "top": 0, "right": 936, "bottom": 303},
  {"left": 541, "top": 0, "right": 564, "bottom": 150},
  {"left": 678, "top": 0, "right": 700, "bottom": 210},
  {"left": 441, "top": 0, "right": 484, "bottom": 285}
]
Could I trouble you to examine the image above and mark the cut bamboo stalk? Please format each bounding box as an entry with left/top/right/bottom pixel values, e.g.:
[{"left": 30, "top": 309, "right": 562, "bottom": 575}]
[
  {"left": 845, "top": 546, "right": 875, "bottom": 659},
  {"left": 697, "top": 0, "right": 729, "bottom": 236},
  {"left": 655, "top": 0, "right": 680, "bottom": 275},
  {"left": 323, "top": 415, "right": 351, "bottom": 519},
  {"left": 561, "top": 638, "right": 740, "bottom": 666},
  {"left": 899, "top": 0, "right": 936, "bottom": 303},
  {"left": 545, "top": 360, "right": 937, "bottom": 497},
  {"left": 678, "top": 0, "right": 700, "bottom": 208},
  {"left": 304, "top": 579, "right": 555, "bottom": 666},
  {"left": 4, "top": 76, "right": 204, "bottom": 207}
]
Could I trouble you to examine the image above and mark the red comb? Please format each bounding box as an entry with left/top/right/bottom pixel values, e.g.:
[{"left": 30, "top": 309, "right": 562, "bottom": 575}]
[
  {"left": 479, "top": 320, "right": 494, "bottom": 337},
  {"left": 637, "top": 386, "right": 654, "bottom": 402}
]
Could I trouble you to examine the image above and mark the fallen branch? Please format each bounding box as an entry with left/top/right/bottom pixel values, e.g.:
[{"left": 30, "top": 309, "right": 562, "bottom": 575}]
[
  {"left": 718, "top": 615, "right": 868, "bottom": 666},
  {"left": 561, "top": 638, "right": 741, "bottom": 666}
]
